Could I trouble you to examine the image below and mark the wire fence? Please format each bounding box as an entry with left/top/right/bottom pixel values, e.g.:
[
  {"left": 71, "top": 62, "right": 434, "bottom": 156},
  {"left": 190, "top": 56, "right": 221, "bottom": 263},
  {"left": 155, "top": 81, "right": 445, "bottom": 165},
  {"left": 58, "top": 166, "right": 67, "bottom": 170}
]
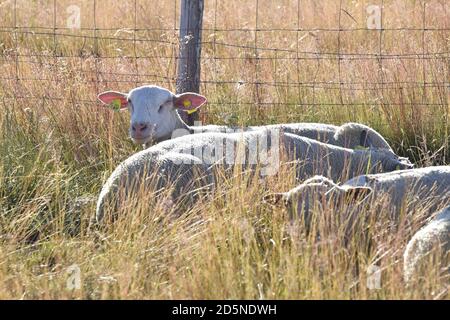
[{"left": 0, "top": 0, "right": 448, "bottom": 115}]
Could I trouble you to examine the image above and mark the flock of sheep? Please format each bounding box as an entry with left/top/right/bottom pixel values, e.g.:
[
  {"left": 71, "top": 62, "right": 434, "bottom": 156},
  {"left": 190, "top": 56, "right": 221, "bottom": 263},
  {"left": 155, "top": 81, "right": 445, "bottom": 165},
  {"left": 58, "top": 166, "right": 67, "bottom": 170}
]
[{"left": 95, "top": 85, "right": 449, "bottom": 285}]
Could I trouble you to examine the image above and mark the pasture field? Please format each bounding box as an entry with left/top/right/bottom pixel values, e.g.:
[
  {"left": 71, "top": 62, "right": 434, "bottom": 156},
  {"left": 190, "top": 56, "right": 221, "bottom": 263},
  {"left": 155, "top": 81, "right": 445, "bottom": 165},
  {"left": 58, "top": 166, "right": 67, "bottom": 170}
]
[{"left": 0, "top": 0, "right": 448, "bottom": 299}]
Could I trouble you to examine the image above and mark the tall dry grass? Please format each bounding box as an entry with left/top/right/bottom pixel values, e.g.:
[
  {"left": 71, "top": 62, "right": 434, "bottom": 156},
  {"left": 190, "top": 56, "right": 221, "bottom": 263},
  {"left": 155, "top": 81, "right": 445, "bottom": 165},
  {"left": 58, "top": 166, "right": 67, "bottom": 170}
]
[{"left": 0, "top": 0, "right": 448, "bottom": 299}]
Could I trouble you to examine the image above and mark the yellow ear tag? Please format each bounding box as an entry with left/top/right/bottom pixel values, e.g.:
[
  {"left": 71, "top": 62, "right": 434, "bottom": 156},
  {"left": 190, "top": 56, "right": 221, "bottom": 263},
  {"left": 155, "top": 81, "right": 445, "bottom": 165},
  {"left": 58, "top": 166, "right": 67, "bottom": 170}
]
[
  {"left": 183, "top": 99, "right": 192, "bottom": 107},
  {"left": 183, "top": 99, "right": 197, "bottom": 114},
  {"left": 109, "top": 99, "right": 122, "bottom": 112}
]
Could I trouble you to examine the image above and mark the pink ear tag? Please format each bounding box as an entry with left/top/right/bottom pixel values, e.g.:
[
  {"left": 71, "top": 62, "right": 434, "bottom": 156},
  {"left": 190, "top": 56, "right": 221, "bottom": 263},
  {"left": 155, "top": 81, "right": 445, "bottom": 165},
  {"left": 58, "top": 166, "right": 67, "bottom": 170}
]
[{"left": 108, "top": 98, "right": 122, "bottom": 112}]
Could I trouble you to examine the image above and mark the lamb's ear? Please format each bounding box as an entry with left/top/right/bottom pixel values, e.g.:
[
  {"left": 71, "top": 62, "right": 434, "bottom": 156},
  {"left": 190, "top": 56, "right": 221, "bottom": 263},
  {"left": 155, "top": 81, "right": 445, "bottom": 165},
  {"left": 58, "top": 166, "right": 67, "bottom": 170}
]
[
  {"left": 97, "top": 91, "right": 128, "bottom": 111},
  {"left": 173, "top": 92, "right": 207, "bottom": 114},
  {"left": 263, "top": 193, "right": 287, "bottom": 206},
  {"left": 342, "top": 186, "right": 372, "bottom": 204}
]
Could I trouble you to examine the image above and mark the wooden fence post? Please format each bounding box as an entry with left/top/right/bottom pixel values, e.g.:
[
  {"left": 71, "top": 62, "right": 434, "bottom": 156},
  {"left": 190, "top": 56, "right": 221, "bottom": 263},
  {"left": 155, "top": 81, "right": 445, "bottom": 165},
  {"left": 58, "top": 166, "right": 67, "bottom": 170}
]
[{"left": 176, "top": 0, "right": 204, "bottom": 126}]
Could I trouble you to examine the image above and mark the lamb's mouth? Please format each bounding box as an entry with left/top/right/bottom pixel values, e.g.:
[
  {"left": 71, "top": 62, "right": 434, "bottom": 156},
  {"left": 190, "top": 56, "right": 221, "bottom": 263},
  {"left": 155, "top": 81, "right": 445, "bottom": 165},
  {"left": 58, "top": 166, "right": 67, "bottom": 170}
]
[{"left": 131, "top": 135, "right": 154, "bottom": 146}]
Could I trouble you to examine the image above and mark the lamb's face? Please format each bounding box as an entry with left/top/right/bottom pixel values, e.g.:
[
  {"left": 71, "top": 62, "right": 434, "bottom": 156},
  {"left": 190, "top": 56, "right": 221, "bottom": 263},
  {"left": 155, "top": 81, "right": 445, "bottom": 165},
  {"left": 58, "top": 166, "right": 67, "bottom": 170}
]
[
  {"left": 284, "top": 183, "right": 333, "bottom": 219},
  {"left": 127, "top": 86, "right": 176, "bottom": 145},
  {"left": 97, "top": 85, "right": 207, "bottom": 146},
  {"left": 374, "top": 149, "right": 414, "bottom": 171},
  {"left": 264, "top": 176, "right": 336, "bottom": 218}
]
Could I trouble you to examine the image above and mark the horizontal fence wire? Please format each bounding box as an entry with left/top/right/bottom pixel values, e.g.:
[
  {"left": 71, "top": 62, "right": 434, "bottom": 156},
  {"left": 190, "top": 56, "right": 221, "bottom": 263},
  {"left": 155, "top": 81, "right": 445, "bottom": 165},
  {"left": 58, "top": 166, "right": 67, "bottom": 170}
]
[
  {"left": 2, "top": 26, "right": 450, "bottom": 31},
  {"left": 0, "top": 0, "right": 448, "bottom": 110},
  {"left": 2, "top": 95, "right": 445, "bottom": 107}
]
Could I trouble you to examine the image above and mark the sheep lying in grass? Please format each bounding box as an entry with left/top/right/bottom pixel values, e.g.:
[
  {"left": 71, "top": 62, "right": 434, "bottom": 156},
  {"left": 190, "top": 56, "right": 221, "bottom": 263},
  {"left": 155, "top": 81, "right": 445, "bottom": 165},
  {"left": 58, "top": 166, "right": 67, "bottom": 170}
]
[
  {"left": 281, "top": 132, "right": 412, "bottom": 181},
  {"left": 264, "top": 166, "right": 450, "bottom": 222},
  {"left": 96, "top": 151, "right": 214, "bottom": 223},
  {"left": 342, "top": 166, "right": 450, "bottom": 218},
  {"left": 97, "top": 85, "right": 398, "bottom": 153},
  {"left": 263, "top": 122, "right": 395, "bottom": 153},
  {"left": 403, "top": 205, "right": 449, "bottom": 283},
  {"left": 96, "top": 129, "right": 412, "bottom": 223}
]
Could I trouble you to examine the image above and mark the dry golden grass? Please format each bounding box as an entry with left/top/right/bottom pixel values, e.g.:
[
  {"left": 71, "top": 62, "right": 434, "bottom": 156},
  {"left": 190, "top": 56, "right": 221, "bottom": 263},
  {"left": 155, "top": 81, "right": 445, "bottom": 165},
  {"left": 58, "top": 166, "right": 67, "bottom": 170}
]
[{"left": 0, "top": 0, "right": 448, "bottom": 299}]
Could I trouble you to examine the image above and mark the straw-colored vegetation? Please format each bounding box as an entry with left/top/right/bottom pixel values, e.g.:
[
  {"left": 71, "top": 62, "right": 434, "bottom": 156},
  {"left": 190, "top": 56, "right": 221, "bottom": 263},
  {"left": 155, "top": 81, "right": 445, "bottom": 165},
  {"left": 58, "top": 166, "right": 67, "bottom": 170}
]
[{"left": 0, "top": 0, "right": 448, "bottom": 299}]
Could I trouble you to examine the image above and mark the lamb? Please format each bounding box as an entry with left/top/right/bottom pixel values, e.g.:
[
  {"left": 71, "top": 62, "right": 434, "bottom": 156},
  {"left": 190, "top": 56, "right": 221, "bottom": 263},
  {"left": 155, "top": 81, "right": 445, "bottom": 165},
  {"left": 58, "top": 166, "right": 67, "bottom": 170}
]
[
  {"left": 262, "top": 122, "right": 395, "bottom": 153},
  {"left": 97, "top": 85, "right": 397, "bottom": 153},
  {"left": 95, "top": 151, "right": 214, "bottom": 223},
  {"left": 264, "top": 166, "right": 450, "bottom": 223},
  {"left": 403, "top": 205, "right": 449, "bottom": 283},
  {"left": 281, "top": 132, "right": 412, "bottom": 181},
  {"left": 96, "top": 129, "right": 412, "bottom": 223},
  {"left": 343, "top": 166, "right": 450, "bottom": 218}
]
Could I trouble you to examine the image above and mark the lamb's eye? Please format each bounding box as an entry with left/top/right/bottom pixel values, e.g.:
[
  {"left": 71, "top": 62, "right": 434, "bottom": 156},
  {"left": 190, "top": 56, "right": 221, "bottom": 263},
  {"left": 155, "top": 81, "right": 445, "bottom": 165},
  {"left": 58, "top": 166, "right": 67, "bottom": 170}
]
[{"left": 158, "top": 104, "right": 164, "bottom": 112}]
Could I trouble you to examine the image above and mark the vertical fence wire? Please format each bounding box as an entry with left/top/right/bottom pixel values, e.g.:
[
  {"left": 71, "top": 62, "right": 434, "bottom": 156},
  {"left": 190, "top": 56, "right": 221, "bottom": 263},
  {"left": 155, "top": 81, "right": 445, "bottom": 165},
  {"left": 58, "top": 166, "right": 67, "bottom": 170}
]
[
  {"left": 13, "top": 0, "right": 18, "bottom": 83},
  {"left": 52, "top": 0, "right": 57, "bottom": 110},
  {"left": 53, "top": 0, "right": 57, "bottom": 58},
  {"left": 212, "top": 0, "right": 218, "bottom": 102},
  {"left": 172, "top": 0, "right": 178, "bottom": 89},
  {"left": 337, "top": 0, "right": 344, "bottom": 106},
  {"left": 134, "top": 0, "right": 139, "bottom": 86},
  {"left": 296, "top": 0, "right": 301, "bottom": 103},
  {"left": 254, "top": 0, "right": 261, "bottom": 114},
  {"left": 93, "top": 0, "right": 99, "bottom": 92},
  {"left": 422, "top": 0, "right": 427, "bottom": 105},
  {"left": 377, "top": 0, "right": 385, "bottom": 115}
]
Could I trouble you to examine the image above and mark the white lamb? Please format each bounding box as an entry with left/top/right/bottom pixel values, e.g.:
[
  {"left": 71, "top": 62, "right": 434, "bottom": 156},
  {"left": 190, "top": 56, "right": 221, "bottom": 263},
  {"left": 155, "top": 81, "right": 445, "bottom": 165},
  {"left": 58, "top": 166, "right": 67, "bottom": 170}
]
[
  {"left": 96, "top": 129, "right": 413, "bottom": 223},
  {"left": 97, "top": 85, "right": 399, "bottom": 153},
  {"left": 264, "top": 166, "right": 450, "bottom": 222},
  {"left": 95, "top": 150, "right": 214, "bottom": 223},
  {"left": 403, "top": 205, "right": 449, "bottom": 283}
]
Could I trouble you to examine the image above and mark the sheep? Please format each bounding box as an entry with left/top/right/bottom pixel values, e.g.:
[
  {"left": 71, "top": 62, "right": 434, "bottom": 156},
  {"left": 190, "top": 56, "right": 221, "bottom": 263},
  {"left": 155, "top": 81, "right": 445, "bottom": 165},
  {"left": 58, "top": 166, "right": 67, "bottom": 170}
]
[
  {"left": 282, "top": 132, "right": 412, "bottom": 182},
  {"left": 96, "top": 129, "right": 412, "bottom": 223},
  {"left": 343, "top": 166, "right": 450, "bottom": 219},
  {"left": 264, "top": 166, "right": 450, "bottom": 223},
  {"left": 97, "top": 85, "right": 398, "bottom": 153},
  {"left": 95, "top": 151, "right": 214, "bottom": 223},
  {"left": 260, "top": 122, "right": 395, "bottom": 153},
  {"left": 403, "top": 205, "right": 449, "bottom": 283}
]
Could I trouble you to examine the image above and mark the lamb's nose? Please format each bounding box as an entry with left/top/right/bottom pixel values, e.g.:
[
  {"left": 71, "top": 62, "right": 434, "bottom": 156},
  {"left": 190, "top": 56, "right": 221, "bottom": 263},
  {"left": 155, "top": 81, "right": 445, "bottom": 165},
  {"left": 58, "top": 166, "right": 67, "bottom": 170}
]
[{"left": 132, "top": 122, "right": 149, "bottom": 133}]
